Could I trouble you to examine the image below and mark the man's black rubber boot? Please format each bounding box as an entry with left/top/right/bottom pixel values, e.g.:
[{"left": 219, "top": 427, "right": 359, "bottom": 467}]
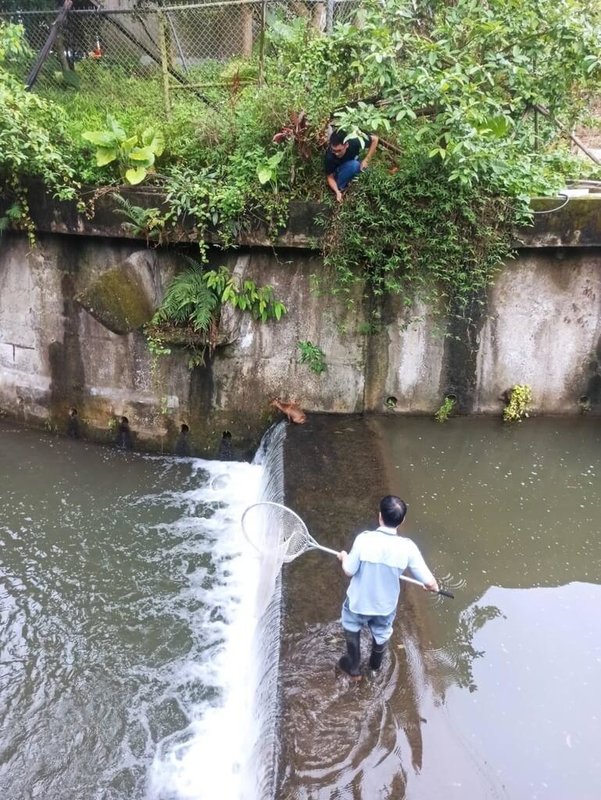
[
  {"left": 338, "top": 630, "right": 362, "bottom": 679},
  {"left": 369, "top": 639, "right": 387, "bottom": 671}
]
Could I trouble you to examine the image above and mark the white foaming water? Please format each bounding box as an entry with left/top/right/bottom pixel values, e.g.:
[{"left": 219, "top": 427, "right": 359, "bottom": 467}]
[{"left": 146, "top": 430, "right": 284, "bottom": 800}]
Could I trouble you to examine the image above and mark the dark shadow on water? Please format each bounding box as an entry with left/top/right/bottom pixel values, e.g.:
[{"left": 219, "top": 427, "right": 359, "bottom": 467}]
[{"left": 279, "top": 414, "right": 446, "bottom": 800}]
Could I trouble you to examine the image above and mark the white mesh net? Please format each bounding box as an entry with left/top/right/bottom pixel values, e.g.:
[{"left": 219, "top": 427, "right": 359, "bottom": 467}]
[
  {"left": 241, "top": 502, "right": 312, "bottom": 616},
  {"left": 241, "top": 502, "right": 311, "bottom": 565}
]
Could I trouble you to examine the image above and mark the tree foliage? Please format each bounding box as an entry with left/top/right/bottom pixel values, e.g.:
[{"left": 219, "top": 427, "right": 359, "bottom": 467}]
[
  {"left": 286, "top": 0, "right": 601, "bottom": 311},
  {"left": 0, "top": 21, "right": 76, "bottom": 225},
  {"left": 294, "top": 0, "right": 601, "bottom": 194}
]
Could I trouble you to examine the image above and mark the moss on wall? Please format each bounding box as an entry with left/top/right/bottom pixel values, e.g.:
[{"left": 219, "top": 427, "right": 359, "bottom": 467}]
[{"left": 76, "top": 267, "right": 154, "bottom": 334}]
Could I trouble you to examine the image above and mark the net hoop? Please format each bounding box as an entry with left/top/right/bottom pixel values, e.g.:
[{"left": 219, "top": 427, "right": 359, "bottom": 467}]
[{"left": 241, "top": 501, "right": 311, "bottom": 564}]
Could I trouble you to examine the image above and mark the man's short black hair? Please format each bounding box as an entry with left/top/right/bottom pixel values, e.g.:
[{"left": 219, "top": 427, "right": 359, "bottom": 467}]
[
  {"left": 380, "top": 495, "right": 407, "bottom": 527},
  {"left": 329, "top": 128, "right": 348, "bottom": 147}
]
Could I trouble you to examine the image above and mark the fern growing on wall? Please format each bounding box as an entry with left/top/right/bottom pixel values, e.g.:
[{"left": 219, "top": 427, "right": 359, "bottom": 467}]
[
  {"left": 145, "top": 258, "right": 287, "bottom": 367},
  {"left": 153, "top": 262, "right": 218, "bottom": 333}
]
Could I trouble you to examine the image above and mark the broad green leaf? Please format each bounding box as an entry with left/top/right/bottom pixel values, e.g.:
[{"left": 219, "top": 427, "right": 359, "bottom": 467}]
[
  {"left": 129, "top": 145, "right": 155, "bottom": 163},
  {"left": 480, "top": 115, "right": 510, "bottom": 138},
  {"left": 95, "top": 146, "right": 118, "bottom": 166},
  {"left": 257, "top": 166, "right": 273, "bottom": 184},
  {"left": 120, "top": 135, "right": 139, "bottom": 157},
  {"left": 82, "top": 131, "right": 117, "bottom": 147},
  {"left": 108, "top": 115, "right": 126, "bottom": 140},
  {"left": 141, "top": 128, "right": 165, "bottom": 157},
  {"left": 125, "top": 166, "right": 148, "bottom": 185}
]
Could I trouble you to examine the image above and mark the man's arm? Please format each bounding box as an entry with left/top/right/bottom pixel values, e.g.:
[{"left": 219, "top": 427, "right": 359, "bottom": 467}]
[
  {"left": 406, "top": 540, "right": 439, "bottom": 592},
  {"left": 337, "top": 538, "right": 361, "bottom": 577},
  {"left": 326, "top": 173, "right": 343, "bottom": 203},
  {"left": 337, "top": 550, "right": 354, "bottom": 576},
  {"left": 360, "top": 134, "right": 379, "bottom": 171}
]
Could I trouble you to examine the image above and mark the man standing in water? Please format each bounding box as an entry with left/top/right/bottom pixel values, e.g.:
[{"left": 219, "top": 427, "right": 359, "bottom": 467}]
[{"left": 337, "top": 495, "right": 439, "bottom": 680}]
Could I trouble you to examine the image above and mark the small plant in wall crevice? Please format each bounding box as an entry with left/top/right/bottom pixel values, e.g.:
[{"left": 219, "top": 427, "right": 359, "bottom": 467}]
[
  {"left": 435, "top": 395, "right": 456, "bottom": 423},
  {"left": 145, "top": 260, "right": 287, "bottom": 369},
  {"left": 297, "top": 340, "right": 327, "bottom": 374},
  {"left": 503, "top": 384, "right": 532, "bottom": 422}
]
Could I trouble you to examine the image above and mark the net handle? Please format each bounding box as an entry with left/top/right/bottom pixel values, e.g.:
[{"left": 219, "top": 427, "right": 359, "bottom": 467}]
[
  {"left": 310, "top": 542, "right": 339, "bottom": 556},
  {"left": 399, "top": 573, "right": 454, "bottom": 597},
  {"left": 241, "top": 502, "right": 454, "bottom": 597}
]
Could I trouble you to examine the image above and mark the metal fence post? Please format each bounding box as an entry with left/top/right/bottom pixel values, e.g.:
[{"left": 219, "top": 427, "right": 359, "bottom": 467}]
[
  {"left": 158, "top": 11, "right": 172, "bottom": 119},
  {"left": 326, "top": 0, "right": 334, "bottom": 33},
  {"left": 259, "top": 0, "right": 267, "bottom": 86}
]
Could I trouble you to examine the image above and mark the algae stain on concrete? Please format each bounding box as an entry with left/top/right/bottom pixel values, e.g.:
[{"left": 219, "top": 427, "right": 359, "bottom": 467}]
[{"left": 76, "top": 267, "right": 154, "bottom": 335}]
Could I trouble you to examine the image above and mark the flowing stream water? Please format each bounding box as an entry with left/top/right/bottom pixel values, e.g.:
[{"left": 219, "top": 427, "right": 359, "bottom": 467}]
[
  {"left": 278, "top": 415, "right": 601, "bottom": 800},
  {"left": 2, "top": 415, "right": 600, "bottom": 800},
  {"left": 0, "top": 421, "right": 285, "bottom": 800}
]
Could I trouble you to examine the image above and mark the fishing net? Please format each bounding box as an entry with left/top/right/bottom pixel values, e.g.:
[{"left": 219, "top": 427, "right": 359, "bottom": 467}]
[
  {"left": 241, "top": 502, "right": 310, "bottom": 617},
  {"left": 241, "top": 502, "right": 311, "bottom": 565}
]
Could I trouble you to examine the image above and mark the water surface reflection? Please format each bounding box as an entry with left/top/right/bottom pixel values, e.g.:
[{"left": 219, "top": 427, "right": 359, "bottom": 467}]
[{"left": 280, "top": 416, "right": 601, "bottom": 800}]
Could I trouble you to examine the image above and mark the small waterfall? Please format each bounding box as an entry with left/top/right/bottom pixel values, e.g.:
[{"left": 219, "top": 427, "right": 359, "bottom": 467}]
[
  {"left": 144, "top": 422, "right": 288, "bottom": 800},
  {"left": 246, "top": 422, "right": 287, "bottom": 800}
]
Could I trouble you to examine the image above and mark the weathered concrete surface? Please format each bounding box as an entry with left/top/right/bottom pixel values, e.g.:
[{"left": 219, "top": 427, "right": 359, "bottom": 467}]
[
  {"left": 0, "top": 234, "right": 191, "bottom": 449},
  {"left": 475, "top": 250, "right": 601, "bottom": 413},
  {"left": 0, "top": 234, "right": 369, "bottom": 453},
  {"left": 212, "top": 251, "right": 368, "bottom": 416},
  {"left": 3, "top": 185, "right": 326, "bottom": 249},
  {"left": 4, "top": 184, "right": 601, "bottom": 249},
  {"left": 75, "top": 250, "right": 162, "bottom": 334},
  {"left": 1, "top": 229, "right": 600, "bottom": 455}
]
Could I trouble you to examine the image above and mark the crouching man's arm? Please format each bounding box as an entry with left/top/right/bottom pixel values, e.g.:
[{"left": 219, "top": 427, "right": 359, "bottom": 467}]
[
  {"left": 360, "top": 134, "right": 379, "bottom": 171},
  {"left": 327, "top": 173, "right": 343, "bottom": 203}
]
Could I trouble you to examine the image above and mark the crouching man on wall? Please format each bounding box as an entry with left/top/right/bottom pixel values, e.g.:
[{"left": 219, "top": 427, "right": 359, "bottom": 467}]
[{"left": 325, "top": 128, "right": 379, "bottom": 202}]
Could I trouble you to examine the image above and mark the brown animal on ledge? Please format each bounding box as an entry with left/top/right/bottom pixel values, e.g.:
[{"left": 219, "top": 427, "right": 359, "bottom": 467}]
[{"left": 270, "top": 398, "right": 307, "bottom": 424}]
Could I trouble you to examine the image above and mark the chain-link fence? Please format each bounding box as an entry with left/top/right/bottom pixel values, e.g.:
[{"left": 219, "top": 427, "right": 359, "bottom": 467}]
[{"left": 1, "top": 1, "right": 361, "bottom": 113}]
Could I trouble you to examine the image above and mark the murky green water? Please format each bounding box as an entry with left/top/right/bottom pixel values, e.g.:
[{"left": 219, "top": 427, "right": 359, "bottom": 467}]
[
  {"left": 0, "top": 423, "right": 271, "bottom": 800},
  {"left": 279, "top": 416, "right": 601, "bottom": 800},
  {"left": 2, "top": 416, "right": 600, "bottom": 800}
]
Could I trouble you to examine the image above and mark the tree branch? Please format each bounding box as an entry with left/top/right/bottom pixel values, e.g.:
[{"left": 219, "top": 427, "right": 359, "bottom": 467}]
[{"left": 532, "top": 103, "right": 601, "bottom": 165}]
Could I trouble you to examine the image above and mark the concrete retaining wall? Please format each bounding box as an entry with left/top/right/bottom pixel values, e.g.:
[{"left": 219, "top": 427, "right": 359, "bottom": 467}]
[{"left": 1, "top": 197, "right": 600, "bottom": 454}]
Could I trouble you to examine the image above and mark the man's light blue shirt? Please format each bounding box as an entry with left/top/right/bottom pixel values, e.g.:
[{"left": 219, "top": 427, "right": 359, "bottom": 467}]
[{"left": 342, "top": 526, "right": 435, "bottom": 615}]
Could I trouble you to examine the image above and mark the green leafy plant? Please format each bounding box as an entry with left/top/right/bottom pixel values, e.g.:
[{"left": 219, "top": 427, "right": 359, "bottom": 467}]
[
  {"left": 297, "top": 340, "right": 327, "bottom": 374},
  {"left": 82, "top": 115, "right": 165, "bottom": 185},
  {"left": 204, "top": 265, "right": 287, "bottom": 322},
  {"left": 152, "top": 263, "right": 219, "bottom": 333},
  {"left": 435, "top": 395, "right": 456, "bottom": 423},
  {"left": 0, "top": 20, "right": 31, "bottom": 62},
  {"left": 147, "top": 333, "right": 172, "bottom": 359},
  {"left": 257, "top": 150, "right": 285, "bottom": 190},
  {"left": 112, "top": 195, "right": 166, "bottom": 244},
  {"left": 0, "top": 22, "right": 76, "bottom": 238},
  {"left": 503, "top": 384, "right": 533, "bottom": 422},
  {"left": 323, "top": 157, "right": 520, "bottom": 315},
  {"left": 147, "top": 261, "right": 287, "bottom": 366}
]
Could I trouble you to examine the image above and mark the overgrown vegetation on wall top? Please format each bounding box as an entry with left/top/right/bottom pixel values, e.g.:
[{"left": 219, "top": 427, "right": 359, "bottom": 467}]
[{"left": 1, "top": 0, "right": 601, "bottom": 320}]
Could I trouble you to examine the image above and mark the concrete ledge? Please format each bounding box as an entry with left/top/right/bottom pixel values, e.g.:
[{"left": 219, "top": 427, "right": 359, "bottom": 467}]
[
  {"left": 3, "top": 183, "right": 325, "bottom": 249},
  {"left": 3, "top": 184, "right": 601, "bottom": 248},
  {"left": 521, "top": 197, "right": 601, "bottom": 247}
]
